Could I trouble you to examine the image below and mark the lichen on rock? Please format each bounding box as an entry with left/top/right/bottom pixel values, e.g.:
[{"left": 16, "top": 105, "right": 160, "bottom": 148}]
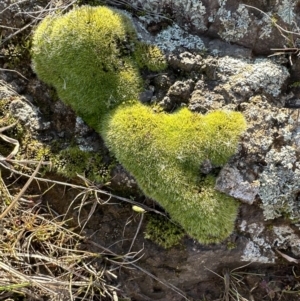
[
  {"left": 217, "top": 4, "right": 251, "bottom": 42},
  {"left": 259, "top": 146, "right": 300, "bottom": 222},
  {"left": 217, "top": 57, "right": 289, "bottom": 99},
  {"left": 154, "top": 24, "right": 206, "bottom": 52},
  {"left": 126, "top": 0, "right": 207, "bottom": 30}
]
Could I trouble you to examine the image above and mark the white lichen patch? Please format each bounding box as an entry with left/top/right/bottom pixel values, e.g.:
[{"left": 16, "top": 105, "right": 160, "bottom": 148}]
[
  {"left": 217, "top": 4, "right": 251, "bottom": 42},
  {"left": 75, "top": 117, "right": 95, "bottom": 152},
  {"left": 217, "top": 57, "right": 289, "bottom": 97},
  {"left": 242, "top": 241, "right": 272, "bottom": 263},
  {"left": 154, "top": 24, "right": 206, "bottom": 52},
  {"left": 258, "top": 13, "right": 273, "bottom": 39},
  {"left": 128, "top": 0, "right": 207, "bottom": 30},
  {"left": 277, "top": 0, "right": 296, "bottom": 25},
  {"left": 240, "top": 221, "right": 300, "bottom": 262},
  {"left": 273, "top": 225, "right": 300, "bottom": 256},
  {"left": 259, "top": 146, "right": 300, "bottom": 221},
  {"left": 239, "top": 221, "right": 274, "bottom": 263}
]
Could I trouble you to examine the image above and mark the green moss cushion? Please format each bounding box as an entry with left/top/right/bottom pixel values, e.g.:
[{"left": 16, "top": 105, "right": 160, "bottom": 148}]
[
  {"left": 31, "top": 6, "right": 143, "bottom": 129},
  {"left": 101, "top": 103, "right": 246, "bottom": 243}
]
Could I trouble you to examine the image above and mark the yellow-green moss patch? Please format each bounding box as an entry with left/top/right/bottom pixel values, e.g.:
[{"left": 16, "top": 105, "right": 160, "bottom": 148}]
[
  {"left": 31, "top": 5, "right": 143, "bottom": 129},
  {"left": 101, "top": 103, "right": 245, "bottom": 244}
]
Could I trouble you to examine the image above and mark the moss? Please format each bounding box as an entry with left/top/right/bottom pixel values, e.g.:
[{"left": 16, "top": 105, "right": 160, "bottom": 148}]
[
  {"left": 290, "top": 81, "right": 300, "bottom": 88},
  {"left": 134, "top": 42, "right": 167, "bottom": 71},
  {"left": 51, "top": 146, "right": 112, "bottom": 184},
  {"left": 31, "top": 5, "right": 246, "bottom": 244},
  {"left": 2, "top": 37, "right": 32, "bottom": 70},
  {"left": 226, "top": 241, "right": 237, "bottom": 250},
  {"left": 144, "top": 214, "right": 184, "bottom": 249},
  {"left": 101, "top": 103, "right": 245, "bottom": 244},
  {"left": 18, "top": 135, "right": 51, "bottom": 161},
  {"left": 31, "top": 5, "right": 143, "bottom": 129}
]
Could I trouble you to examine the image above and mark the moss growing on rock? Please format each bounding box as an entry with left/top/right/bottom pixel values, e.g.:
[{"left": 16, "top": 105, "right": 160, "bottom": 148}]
[
  {"left": 134, "top": 43, "right": 167, "bottom": 71},
  {"left": 31, "top": 5, "right": 246, "bottom": 244},
  {"left": 101, "top": 103, "right": 245, "bottom": 243},
  {"left": 52, "top": 146, "right": 112, "bottom": 184},
  {"left": 31, "top": 6, "right": 143, "bottom": 129}
]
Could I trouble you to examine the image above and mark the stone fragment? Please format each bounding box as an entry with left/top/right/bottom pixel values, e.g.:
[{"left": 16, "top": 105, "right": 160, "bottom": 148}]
[{"left": 216, "top": 165, "right": 260, "bottom": 205}]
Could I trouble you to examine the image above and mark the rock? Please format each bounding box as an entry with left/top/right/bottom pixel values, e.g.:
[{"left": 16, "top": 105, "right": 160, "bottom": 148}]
[
  {"left": 9, "top": 98, "right": 46, "bottom": 131},
  {"left": 0, "top": 80, "right": 48, "bottom": 132},
  {"left": 122, "top": 0, "right": 298, "bottom": 55},
  {"left": 139, "top": 89, "right": 154, "bottom": 103},
  {"left": 259, "top": 146, "right": 300, "bottom": 222},
  {"left": 158, "top": 79, "right": 195, "bottom": 110},
  {"left": 168, "top": 51, "right": 203, "bottom": 72},
  {"left": 189, "top": 79, "right": 225, "bottom": 113},
  {"left": 168, "top": 79, "right": 194, "bottom": 99},
  {"left": 216, "top": 57, "right": 289, "bottom": 101},
  {"left": 239, "top": 213, "right": 300, "bottom": 263},
  {"left": 154, "top": 24, "right": 206, "bottom": 52},
  {"left": 153, "top": 74, "right": 173, "bottom": 91},
  {"left": 206, "top": 38, "right": 252, "bottom": 58},
  {"left": 216, "top": 165, "right": 259, "bottom": 205}
]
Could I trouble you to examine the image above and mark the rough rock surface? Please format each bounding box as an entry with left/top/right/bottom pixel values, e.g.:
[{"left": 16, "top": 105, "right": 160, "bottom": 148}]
[
  {"left": 116, "top": 0, "right": 300, "bottom": 58},
  {"left": 215, "top": 165, "right": 259, "bottom": 205}
]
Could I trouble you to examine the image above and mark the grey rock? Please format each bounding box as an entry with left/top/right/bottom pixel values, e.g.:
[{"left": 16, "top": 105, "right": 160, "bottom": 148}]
[
  {"left": 9, "top": 98, "right": 45, "bottom": 131},
  {"left": 168, "top": 52, "right": 203, "bottom": 72},
  {"left": 168, "top": 79, "right": 194, "bottom": 99},
  {"left": 216, "top": 57, "right": 289, "bottom": 100},
  {"left": 216, "top": 165, "right": 259, "bottom": 205},
  {"left": 139, "top": 90, "right": 154, "bottom": 103},
  {"left": 122, "top": 0, "right": 298, "bottom": 55},
  {"left": 258, "top": 146, "right": 300, "bottom": 222}
]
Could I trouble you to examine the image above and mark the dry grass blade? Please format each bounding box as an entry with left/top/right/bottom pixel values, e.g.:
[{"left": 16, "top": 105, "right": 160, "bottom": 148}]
[
  {"left": 0, "top": 133, "right": 19, "bottom": 159},
  {"left": 205, "top": 263, "right": 261, "bottom": 301},
  {"left": 0, "top": 163, "right": 167, "bottom": 217},
  {"left": 0, "top": 68, "right": 29, "bottom": 80},
  {"left": 127, "top": 210, "right": 145, "bottom": 253},
  {"left": 275, "top": 249, "right": 300, "bottom": 264},
  {"left": 0, "top": 160, "right": 42, "bottom": 219},
  {"left": 0, "top": 201, "right": 120, "bottom": 300}
]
